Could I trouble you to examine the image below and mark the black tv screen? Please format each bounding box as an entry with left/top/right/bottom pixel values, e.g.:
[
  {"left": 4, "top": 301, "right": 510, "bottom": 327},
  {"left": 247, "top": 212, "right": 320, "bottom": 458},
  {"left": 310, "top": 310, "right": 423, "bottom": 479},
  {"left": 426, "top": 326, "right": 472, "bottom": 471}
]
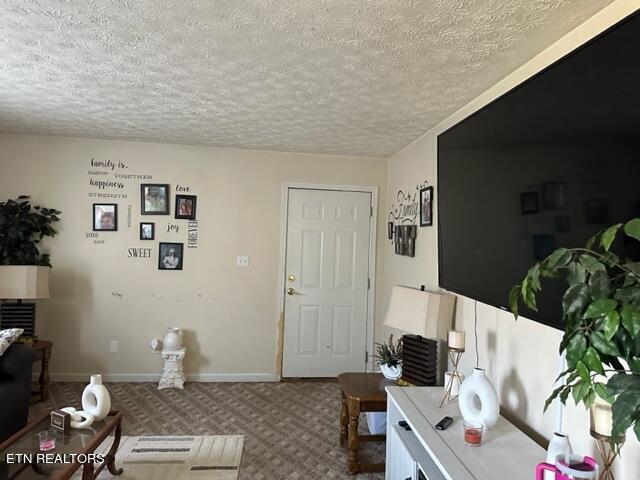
[{"left": 438, "top": 12, "right": 640, "bottom": 329}]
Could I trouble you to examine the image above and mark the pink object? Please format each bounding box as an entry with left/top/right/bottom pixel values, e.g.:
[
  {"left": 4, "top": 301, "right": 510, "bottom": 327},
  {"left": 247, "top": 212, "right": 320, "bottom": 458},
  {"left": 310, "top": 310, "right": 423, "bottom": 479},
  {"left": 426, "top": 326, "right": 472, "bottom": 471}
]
[
  {"left": 535, "top": 455, "right": 599, "bottom": 480},
  {"left": 37, "top": 430, "right": 56, "bottom": 452}
]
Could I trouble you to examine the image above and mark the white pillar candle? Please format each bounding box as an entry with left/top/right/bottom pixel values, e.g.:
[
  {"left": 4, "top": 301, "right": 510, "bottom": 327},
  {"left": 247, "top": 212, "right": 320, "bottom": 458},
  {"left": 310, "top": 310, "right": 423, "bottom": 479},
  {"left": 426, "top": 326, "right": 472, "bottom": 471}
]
[
  {"left": 590, "top": 397, "right": 613, "bottom": 437},
  {"left": 448, "top": 330, "right": 465, "bottom": 350}
]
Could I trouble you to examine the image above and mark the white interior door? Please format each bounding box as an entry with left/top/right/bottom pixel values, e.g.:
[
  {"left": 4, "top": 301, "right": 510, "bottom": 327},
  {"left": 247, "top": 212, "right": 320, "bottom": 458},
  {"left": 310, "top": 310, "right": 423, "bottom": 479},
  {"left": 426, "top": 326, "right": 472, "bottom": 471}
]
[{"left": 283, "top": 188, "right": 372, "bottom": 377}]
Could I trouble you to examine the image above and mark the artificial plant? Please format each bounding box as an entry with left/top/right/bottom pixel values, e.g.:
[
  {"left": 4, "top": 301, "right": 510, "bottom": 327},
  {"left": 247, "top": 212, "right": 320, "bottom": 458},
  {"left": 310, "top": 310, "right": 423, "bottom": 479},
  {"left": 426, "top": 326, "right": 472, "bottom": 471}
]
[
  {"left": 374, "top": 334, "right": 403, "bottom": 367},
  {"left": 0, "top": 195, "right": 61, "bottom": 266},
  {"left": 509, "top": 218, "right": 640, "bottom": 443}
]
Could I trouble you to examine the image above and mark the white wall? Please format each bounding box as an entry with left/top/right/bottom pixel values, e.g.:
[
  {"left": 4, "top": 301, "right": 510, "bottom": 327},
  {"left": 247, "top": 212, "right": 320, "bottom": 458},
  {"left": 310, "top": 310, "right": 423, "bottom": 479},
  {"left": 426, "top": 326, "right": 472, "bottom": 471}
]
[
  {"left": 382, "top": 2, "right": 639, "bottom": 477},
  {"left": 0, "top": 134, "right": 387, "bottom": 382}
]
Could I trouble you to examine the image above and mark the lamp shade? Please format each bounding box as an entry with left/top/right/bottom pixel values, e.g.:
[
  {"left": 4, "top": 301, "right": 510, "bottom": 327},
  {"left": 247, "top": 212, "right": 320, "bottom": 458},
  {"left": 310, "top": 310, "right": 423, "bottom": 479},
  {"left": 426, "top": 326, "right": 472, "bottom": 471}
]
[
  {"left": 0, "top": 266, "right": 50, "bottom": 299},
  {"left": 384, "top": 285, "right": 455, "bottom": 340}
]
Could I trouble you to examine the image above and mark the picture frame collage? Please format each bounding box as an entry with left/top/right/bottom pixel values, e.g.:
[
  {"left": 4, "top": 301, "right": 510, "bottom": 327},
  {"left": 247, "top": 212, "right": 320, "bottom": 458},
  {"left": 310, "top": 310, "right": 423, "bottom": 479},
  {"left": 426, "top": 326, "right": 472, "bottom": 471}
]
[{"left": 93, "top": 183, "right": 197, "bottom": 271}]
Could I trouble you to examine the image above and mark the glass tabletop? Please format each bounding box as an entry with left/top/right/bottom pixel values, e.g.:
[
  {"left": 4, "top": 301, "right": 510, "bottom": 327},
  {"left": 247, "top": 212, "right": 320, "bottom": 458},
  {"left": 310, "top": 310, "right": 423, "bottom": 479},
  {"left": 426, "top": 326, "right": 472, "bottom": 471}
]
[{"left": 0, "top": 412, "right": 119, "bottom": 480}]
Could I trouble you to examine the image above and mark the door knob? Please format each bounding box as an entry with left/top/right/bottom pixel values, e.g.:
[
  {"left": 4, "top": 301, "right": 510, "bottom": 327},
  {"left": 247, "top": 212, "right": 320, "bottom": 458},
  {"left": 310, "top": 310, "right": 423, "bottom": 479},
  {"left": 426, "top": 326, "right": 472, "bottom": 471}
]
[{"left": 287, "top": 287, "right": 297, "bottom": 296}]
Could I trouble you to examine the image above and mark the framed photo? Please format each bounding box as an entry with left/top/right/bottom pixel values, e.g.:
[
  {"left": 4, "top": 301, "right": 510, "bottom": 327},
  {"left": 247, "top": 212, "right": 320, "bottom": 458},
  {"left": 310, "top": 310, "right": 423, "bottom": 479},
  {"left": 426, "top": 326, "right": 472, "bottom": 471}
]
[
  {"left": 141, "top": 184, "right": 170, "bottom": 215},
  {"left": 542, "top": 182, "right": 565, "bottom": 210},
  {"left": 175, "top": 195, "right": 197, "bottom": 220},
  {"left": 520, "top": 192, "right": 539, "bottom": 215},
  {"left": 93, "top": 203, "right": 118, "bottom": 231},
  {"left": 158, "top": 242, "right": 184, "bottom": 270},
  {"left": 419, "top": 186, "right": 433, "bottom": 226},
  {"left": 139, "top": 222, "right": 155, "bottom": 240}
]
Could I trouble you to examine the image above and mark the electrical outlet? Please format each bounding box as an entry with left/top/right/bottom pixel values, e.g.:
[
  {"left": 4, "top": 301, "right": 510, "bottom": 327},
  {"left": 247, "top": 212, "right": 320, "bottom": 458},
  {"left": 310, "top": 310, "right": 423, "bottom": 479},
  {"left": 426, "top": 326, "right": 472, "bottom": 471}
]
[
  {"left": 237, "top": 255, "right": 249, "bottom": 267},
  {"left": 110, "top": 340, "right": 118, "bottom": 353}
]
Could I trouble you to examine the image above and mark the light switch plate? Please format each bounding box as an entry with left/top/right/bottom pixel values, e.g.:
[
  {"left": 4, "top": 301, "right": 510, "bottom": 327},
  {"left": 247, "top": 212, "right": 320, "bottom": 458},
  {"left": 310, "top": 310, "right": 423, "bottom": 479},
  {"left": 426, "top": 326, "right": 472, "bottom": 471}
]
[
  {"left": 110, "top": 340, "right": 118, "bottom": 353},
  {"left": 237, "top": 255, "right": 249, "bottom": 267}
]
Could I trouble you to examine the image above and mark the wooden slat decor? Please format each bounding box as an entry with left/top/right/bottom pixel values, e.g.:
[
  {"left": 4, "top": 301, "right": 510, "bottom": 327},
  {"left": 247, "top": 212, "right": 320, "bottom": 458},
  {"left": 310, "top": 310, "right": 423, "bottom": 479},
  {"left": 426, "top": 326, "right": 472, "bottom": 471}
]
[
  {"left": 401, "top": 334, "right": 438, "bottom": 386},
  {"left": 0, "top": 303, "right": 36, "bottom": 337}
]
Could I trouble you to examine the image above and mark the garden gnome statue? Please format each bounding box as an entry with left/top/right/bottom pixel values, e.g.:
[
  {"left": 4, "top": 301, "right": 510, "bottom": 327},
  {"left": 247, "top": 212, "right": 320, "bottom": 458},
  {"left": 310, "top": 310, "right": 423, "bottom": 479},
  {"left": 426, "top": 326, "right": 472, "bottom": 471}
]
[{"left": 150, "top": 327, "right": 186, "bottom": 390}]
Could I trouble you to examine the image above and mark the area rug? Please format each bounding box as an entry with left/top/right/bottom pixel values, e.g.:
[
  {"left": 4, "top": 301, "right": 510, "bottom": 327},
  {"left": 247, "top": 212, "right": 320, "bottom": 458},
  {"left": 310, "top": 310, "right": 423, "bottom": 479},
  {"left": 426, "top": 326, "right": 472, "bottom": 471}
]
[{"left": 82, "top": 435, "right": 244, "bottom": 480}]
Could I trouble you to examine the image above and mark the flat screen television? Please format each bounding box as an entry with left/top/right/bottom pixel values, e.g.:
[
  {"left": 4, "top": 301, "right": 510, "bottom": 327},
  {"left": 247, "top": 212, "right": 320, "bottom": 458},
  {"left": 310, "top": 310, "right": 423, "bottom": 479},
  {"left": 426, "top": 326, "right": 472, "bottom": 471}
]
[{"left": 437, "top": 11, "right": 640, "bottom": 330}]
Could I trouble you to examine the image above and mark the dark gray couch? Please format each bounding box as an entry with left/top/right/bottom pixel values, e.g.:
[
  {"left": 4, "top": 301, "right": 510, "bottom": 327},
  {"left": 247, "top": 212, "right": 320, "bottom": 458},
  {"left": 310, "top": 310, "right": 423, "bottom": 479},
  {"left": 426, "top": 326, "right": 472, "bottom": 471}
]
[{"left": 0, "top": 344, "right": 35, "bottom": 442}]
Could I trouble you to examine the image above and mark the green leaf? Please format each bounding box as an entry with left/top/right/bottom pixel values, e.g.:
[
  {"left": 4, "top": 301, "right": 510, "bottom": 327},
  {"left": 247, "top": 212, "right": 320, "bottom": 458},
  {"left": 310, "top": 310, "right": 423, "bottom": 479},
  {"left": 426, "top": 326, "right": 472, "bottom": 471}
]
[
  {"left": 545, "top": 248, "right": 572, "bottom": 270},
  {"left": 583, "top": 388, "right": 596, "bottom": 408},
  {"left": 588, "top": 270, "right": 611, "bottom": 300},
  {"left": 583, "top": 347, "right": 604, "bottom": 375},
  {"left": 615, "top": 286, "right": 640, "bottom": 304},
  {"left": 579, "top": 254, "right": 606, "bottom": 274},
  {"left": 629, "top": 357, "right": 640, "bottom": 374},
  {"left": 635, "top": 419, "right": 640, "bottom": 442},
  {"left": 611, "top": 389, "right": 640, "bottom": 438},
  {"left": 620, "top": 304, "right": 640, "bottom": 337},
  {"left": 607, "top": 373, "right": 640, "bottom": 395},
  {"left": 592, "top": 331, "right": 621, "bottom": 357},
  {"left": 571, "top": 381, "right": 588, "bottom": 405},
  {"left": 594, "top": 383, "right": 613, "bottom": 403},
  {"left": 625, "top": 262, "right": 640, "bottom": 277},
  {"left": 623, "top": 218, "right": 640, "bottom": 242},
  {"left": 565, "top": 333, "right": 587, "bottom": 368},
  {"left": 544, "top": 385, "right": 565, "bottom": 412},
  {"left": 600, "top": 223, "right": 622, "bottom": 251},
  {"left": 567, "top": 262, "right": 586, "bottom": 286},
  {"left": 576, "top": 361, "right": 590, "bottom": 382},
  {"left": 562, "top": 283, "right": 589, "bottom": 318},
  {"left": 509, "top": 285, "right": 520, "bottom": 319},
  {"left": 603, "top": 310, "right": 621, "bottom": 341},
  {"left": 583, "top": 299, "right": 617, "bottom": 319}
]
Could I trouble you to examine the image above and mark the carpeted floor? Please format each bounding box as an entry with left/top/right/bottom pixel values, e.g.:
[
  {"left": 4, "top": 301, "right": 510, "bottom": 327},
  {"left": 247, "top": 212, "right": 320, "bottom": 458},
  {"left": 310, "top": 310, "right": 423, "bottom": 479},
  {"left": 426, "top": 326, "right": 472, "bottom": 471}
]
[{"left": 30, "top": 381, "right": 385, "bottom": 479}]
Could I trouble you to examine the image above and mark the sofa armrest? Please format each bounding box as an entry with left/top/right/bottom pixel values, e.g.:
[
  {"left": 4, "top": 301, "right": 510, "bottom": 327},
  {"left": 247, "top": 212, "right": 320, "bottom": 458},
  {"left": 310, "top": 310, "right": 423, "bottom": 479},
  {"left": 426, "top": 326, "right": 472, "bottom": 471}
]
[{"left": 0, "top": 344, "right": 36, "bottom": 378}]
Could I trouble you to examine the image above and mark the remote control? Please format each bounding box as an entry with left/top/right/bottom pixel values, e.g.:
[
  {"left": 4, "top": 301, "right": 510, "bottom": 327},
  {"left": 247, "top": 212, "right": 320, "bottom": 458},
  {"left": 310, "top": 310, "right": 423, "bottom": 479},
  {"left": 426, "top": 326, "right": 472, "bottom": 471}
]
[{"left": 435, "top": 416, "right": 454, "bottom": 431}]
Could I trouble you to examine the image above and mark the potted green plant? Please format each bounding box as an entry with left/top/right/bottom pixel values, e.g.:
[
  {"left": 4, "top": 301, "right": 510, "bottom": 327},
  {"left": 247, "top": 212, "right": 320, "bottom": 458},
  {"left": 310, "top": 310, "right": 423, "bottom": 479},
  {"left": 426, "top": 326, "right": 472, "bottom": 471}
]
[
  {"left": 375, "top": 334, "right": 403, "bottom": 380},
  {"left": 0, "top": 196, "right": 61, "bottom": 337},
  {"left": 509, "top": 218, "right": 640, "bottom": 447}
]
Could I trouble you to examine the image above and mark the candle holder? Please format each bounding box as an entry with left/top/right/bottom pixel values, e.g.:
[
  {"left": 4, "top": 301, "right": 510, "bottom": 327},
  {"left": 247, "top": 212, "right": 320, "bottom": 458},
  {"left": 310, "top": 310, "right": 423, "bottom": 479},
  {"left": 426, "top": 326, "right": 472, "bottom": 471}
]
[
  {"left": 590, "top": 430, "right": 624, "bottom": 480},
  {"left": 440, "top": 347, "right": 464, "bottom": 407}
]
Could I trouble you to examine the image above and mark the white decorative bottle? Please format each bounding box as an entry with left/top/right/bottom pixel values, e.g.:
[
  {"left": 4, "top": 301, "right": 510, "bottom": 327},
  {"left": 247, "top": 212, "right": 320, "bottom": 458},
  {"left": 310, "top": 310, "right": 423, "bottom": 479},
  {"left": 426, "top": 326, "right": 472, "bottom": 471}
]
[
  {"left": 458, "top": 368, "right": 500, "bottom": 429},
  {"left": 163, "top": 327, "right": 182, "bottom": 351},
  {"left": 82, "top": 374, "right": 111, "bottom": 421}
]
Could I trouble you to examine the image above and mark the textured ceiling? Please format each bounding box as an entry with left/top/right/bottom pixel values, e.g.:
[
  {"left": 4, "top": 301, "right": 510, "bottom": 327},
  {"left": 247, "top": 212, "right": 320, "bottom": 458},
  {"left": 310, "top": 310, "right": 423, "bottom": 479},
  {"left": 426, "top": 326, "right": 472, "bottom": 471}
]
[{"left": 0, "top": 0, "right": 613, "bottom": 157}]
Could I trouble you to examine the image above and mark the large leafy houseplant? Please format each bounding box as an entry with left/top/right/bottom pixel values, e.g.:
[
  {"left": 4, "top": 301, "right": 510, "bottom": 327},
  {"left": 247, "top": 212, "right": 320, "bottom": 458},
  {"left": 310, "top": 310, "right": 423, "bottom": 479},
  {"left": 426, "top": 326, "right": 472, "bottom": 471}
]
[
  {"left": 0, "top": 196, "right": 61, "bottom": 266},
  {"left": 509, "top": 218, "right": 640, "bottom": 444}
]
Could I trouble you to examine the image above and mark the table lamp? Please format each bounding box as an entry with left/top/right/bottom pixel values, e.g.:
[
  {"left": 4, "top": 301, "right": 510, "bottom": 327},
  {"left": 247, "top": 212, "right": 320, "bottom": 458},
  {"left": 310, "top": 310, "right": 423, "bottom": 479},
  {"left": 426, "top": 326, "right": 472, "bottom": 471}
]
[
  {"left": 384, "top": 285, "right": 455, "bottom": 386},
  {"left": 0, "top": 266, "right": 50, "bottom": 342}
]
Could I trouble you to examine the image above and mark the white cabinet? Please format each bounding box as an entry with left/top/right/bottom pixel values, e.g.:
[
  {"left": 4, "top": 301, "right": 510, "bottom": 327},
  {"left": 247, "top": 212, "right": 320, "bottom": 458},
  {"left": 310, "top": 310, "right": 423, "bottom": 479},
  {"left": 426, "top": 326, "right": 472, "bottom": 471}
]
[
  {"left": 387, "top": 425, "right": 417, "bottom": 480},
  {"left": 386, "top": 386, "right": 545, "bottom": 480}
]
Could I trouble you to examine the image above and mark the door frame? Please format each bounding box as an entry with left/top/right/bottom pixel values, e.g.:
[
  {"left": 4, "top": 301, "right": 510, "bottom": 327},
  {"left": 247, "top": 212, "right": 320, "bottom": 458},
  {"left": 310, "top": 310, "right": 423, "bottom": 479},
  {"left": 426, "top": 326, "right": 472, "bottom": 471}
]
[{"left": 276, "top": 182, "right": 379, "bottom": 379}]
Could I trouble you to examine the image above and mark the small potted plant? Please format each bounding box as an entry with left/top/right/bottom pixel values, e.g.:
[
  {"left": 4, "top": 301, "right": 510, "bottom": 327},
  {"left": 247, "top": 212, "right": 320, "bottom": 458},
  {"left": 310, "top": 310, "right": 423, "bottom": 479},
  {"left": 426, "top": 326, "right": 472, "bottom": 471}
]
[
  {"left": 375, "top": 334, "right": 403, "bottom": 380},
  {"left": 509, "top": 218, "right": 640, "bottom": 452}
]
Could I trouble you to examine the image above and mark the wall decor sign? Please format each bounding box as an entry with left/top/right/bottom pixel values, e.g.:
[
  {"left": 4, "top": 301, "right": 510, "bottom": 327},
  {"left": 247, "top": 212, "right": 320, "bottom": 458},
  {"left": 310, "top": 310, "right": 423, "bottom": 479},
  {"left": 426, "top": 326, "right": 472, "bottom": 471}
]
[
  {"left": 93, "top": 203, "right": 118, "bottom": 231},
  {"left": 175, "top": 195, "right": 197, "bottom": 220},
  {"left": 140, "top": 222, "right": 155, "bottom": 240},
  {"left": 419, "top": 186, "right": 433, "bottom": 227},
  {"left": 141, "top": 184, "right": 170, "bottom": 215},
  {"left": 158, "top": 242, "right": 184, "bottom": 270},
  {"left": 389, "top": 190, "right": 419, "bottom": 226}
]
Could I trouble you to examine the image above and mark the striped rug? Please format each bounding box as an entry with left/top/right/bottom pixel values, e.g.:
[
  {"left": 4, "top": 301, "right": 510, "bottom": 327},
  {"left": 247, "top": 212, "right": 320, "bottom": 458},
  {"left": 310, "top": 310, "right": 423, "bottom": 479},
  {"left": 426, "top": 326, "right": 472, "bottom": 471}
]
[{"left": 83, "top": 435, "right": 244, "bottom": 480}]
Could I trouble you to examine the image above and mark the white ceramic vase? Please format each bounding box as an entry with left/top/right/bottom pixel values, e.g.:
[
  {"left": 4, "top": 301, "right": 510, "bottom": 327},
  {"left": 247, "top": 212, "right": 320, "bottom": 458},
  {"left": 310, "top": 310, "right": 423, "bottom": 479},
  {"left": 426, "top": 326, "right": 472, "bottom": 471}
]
[
  {"left": 545, "top": 432, "right": 572, "bottom": 480},
  {"left": 380, "top": 363, "right": 402, "bottom": 381},
  {"left": 163, "top": 327, "right": 183, "bottom": 351},
  {"left": 458, "top": 368, "right": 500, "bottom": 429},
  {"left": 82, "top": 374, "right": 111, "bottom": 421}
]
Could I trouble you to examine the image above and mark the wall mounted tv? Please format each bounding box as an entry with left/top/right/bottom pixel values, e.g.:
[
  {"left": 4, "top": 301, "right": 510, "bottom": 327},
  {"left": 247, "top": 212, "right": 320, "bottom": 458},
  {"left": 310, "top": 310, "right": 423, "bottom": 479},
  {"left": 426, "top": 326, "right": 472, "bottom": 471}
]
[{"left": 437, "top": 11, "right": 640, "bottom": 330}]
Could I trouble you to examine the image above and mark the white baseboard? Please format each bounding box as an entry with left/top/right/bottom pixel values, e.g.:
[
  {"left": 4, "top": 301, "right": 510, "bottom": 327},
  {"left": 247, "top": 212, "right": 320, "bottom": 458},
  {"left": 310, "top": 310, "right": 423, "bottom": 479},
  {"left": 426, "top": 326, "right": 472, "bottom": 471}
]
[{"left": 34, "top": 373, "right": 278, "bottom": 383}]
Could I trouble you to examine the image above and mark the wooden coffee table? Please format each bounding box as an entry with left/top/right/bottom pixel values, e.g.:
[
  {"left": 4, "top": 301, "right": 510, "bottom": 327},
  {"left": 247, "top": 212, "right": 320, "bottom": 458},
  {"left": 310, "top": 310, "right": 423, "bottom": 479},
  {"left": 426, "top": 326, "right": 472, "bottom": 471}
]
[
  {"left": 338, "top": 372, "right": 392, "bottom": 475},
  {"left": 0, "top": 410, "right": 123, "bottom": 480}
]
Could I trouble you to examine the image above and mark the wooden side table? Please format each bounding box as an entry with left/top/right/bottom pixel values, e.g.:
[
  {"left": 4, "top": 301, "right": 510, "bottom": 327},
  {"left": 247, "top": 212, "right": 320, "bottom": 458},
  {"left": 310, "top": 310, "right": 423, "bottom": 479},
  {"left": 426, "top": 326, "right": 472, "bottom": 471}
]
[
  {"left": 30, "top": 340, "right": 53, "bottom": 403},
  {"left": 337, "top": 372, "right": 392, "bottom": 475}
]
